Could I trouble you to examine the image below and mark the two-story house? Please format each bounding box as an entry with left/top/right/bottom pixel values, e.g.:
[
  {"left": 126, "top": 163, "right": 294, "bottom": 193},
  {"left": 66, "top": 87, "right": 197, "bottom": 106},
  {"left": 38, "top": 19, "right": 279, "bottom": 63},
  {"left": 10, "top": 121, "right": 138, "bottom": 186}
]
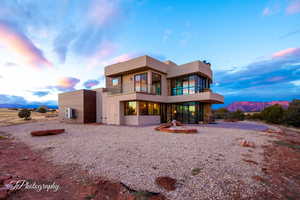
[{"left": 58, "top": 55, "right": 224, "bottom": 125}]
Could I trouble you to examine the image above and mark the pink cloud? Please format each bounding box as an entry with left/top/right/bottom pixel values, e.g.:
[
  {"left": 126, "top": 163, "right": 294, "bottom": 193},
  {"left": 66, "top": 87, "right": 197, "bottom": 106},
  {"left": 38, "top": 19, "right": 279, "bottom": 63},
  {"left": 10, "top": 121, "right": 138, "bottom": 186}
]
[
  {"left": 272, "top": 48, "right": 300, "bottom": 58},
  {"left": 56, "top": 77, "right": 80, "bottom": 91},
  {"left": 0, "top": 21, "right": 52, "bottom": 69},
  {"left": 83, "top": 79, "right": 100, "bottom": 89},
  {"left": 286, "top": 0, "right": 300, "bottom": 14},
  {"left": 111, "top": 53, "right": 134, "bottom": 63}
]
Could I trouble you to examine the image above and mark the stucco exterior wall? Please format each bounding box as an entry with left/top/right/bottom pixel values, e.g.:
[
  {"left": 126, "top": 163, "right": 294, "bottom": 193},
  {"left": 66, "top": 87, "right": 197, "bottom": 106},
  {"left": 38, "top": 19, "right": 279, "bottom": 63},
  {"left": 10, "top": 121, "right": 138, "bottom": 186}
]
[
  {"left": 138, "top": 116, "right": 160, "bottom": 125},
  {"left": 123, "top": 116, "right": 139, "bottom": 125},
  {"left": 58, "top": 90, "right": 84, "bottom": 123}
]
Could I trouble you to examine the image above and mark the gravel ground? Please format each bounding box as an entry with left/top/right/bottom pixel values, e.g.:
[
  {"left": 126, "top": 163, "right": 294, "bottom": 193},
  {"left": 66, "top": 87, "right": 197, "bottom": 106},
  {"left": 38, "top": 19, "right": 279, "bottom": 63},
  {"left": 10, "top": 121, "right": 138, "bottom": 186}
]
[{"left": 1, "top": 120, "right": 275, "bottom": 200}]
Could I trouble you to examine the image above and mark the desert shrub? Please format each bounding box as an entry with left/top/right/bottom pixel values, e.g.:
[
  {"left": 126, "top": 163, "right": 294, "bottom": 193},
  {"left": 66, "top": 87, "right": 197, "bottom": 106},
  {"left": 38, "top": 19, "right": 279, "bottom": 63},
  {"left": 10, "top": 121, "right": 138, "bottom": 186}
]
[
  {"left": 18, "top": 109, "right": 31, "bottom": 120},
  {"left": 261, "top": 104, "right": 285, "bottom": 124},
  {"left": 226, "top": 110, "right": 245, "bottom": 121},
  {"left": 246, "top": 112, "right": 263, "bottom": 120},
  {"left": 36, "top": 106, "right": 48, "bottom": 113},
  {"left": 284, "top": 99, "right": 300, "bottom": 127},
  {"left": 213, "top": 108, "right": 229, "bottom": 119}
]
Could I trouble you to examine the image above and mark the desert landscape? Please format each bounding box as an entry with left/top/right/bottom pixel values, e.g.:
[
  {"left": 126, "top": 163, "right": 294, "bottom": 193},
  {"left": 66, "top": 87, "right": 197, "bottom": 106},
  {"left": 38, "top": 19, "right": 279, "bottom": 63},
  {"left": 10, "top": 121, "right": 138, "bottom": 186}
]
[
  {"left": 0, "top": 108, "right": 58, "bottom": 127},
  {"left": 1, "top": 110, "right": 299, "bottom": 199}
]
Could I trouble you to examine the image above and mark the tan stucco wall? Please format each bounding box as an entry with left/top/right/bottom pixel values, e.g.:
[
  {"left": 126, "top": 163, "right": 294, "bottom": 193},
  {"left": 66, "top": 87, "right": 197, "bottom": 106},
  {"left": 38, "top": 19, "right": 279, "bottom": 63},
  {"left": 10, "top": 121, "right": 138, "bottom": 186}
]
[
  {"left": 138, "top": 116, "right": 160, "bottom": 125},
  {"left": 167, "top": 61, "right": 212, "bottom": 80},
  {"left": 58, "top": 90, "right": 84, "bottom": 123}
]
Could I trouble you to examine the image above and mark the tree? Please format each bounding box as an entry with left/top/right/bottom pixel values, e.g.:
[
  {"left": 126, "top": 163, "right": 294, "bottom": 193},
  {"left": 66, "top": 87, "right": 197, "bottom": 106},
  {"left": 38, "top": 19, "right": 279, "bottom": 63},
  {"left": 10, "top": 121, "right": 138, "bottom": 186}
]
[
  {"left": 226, "top": 109, "right": 245, "bottom": 121},
  {"left": 18, "top": 109, "right": 31, "bottom": 120},
  {"left": 284, "top": 99, "right": 300, "bottom": 127},
  {"left": 213, "top": 108, "right": 229, "bottom": 119},
  {"left": 261, "top": 104, "right": 285, "bottom": 124},
  {"left": 36, "top": 106, "right": 48, "bottom": 113}
]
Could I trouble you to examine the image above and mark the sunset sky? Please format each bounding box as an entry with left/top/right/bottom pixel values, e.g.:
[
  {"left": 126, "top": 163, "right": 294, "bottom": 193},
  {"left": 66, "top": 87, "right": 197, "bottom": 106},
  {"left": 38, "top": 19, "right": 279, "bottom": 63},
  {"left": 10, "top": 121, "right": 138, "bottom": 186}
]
[{"left": 0, "top": 0, "right": 299, "bottom": 107}]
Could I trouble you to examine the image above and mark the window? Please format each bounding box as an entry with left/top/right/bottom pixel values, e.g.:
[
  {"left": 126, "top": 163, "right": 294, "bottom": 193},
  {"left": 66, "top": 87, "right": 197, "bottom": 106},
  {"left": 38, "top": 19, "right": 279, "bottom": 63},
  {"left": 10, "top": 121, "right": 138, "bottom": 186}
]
[
  {"left": 171, "top": 74, "right": 210, "bottom": 96},
  {"left": 134, "top": 73, "right": 147, "bottom": 92},
  {"left": 139, "top": 101, "right": 148, "bottom": 115},
  {"left": 152, "top": 72, "right": 161, "bottom": 95},
  {"left": 148, "top": 102, "right": 160, "bottom": 115},
  {"left": 112, "top": 78, "right": 119, "bottom": 86},
  {"left": 124, "top": 101, "right": 137, "bottom": 115},
  {"left": 138, "top": 101, "right": 160, "bottom": 115}
]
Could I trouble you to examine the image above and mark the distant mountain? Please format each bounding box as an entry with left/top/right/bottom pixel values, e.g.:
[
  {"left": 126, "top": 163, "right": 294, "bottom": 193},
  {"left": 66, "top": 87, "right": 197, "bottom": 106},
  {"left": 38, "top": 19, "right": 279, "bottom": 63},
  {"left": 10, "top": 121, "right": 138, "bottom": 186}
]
[
  {"left": 227, "top": 101, "right": 289, "bottom": 112},
  {"left": 0, "top": 104, "right": 58, "bottom": 109}
]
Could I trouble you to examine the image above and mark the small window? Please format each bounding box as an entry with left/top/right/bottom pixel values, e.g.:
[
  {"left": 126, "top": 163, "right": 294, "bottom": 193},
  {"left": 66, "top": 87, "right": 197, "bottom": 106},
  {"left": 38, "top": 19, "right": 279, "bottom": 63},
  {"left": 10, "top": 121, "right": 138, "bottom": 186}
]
[
  {"left": 112, "top": 78, "right": 119, "bottom": 86},
  {"left": 124, "top": 101, "right": 137, "bottom": 115}
]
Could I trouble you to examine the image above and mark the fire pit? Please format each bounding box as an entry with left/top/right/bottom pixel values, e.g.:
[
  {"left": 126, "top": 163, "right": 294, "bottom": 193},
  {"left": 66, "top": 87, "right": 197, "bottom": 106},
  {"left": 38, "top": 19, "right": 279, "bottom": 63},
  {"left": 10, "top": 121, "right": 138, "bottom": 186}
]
[{"left": 155, "top": 120, "right": 198, "bottom": 134}]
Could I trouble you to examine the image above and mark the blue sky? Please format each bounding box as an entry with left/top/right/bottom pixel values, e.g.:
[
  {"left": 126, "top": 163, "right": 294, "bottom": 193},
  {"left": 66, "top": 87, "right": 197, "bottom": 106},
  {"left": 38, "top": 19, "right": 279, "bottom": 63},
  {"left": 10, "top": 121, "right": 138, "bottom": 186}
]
[{"left": 0, "top": 0, "right": 299, "bottom": 107}]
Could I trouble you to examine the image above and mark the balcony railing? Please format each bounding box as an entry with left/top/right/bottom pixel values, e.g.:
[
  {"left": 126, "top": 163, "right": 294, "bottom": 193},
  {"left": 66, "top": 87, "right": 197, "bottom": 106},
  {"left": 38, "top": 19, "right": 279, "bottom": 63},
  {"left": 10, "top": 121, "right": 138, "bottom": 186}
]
[{"left": 106, "top": 86, "right": 161, "bottom": 96}]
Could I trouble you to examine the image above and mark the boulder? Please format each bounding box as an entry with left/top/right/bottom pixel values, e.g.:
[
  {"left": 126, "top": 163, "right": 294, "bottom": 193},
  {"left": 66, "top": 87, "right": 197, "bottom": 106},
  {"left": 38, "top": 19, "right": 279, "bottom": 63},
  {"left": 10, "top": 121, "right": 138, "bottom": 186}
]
[
  {"left": 31, "top": 129, "right": 65, "bottom": 136},
  {"left": 155, "top": 176, "right": 177, "bottom": 191}
]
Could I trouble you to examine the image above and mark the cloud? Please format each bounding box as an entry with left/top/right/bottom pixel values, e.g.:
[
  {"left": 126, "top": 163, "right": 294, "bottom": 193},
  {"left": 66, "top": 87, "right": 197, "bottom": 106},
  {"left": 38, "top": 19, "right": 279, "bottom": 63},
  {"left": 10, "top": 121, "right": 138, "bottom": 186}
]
[
  {"left": 0, "top": 94, "right": 28, "bottom": 104},
  {"left": 84, "top": 79, "right": 100, "bottom": 89},
  {"left": 32, "top": 91, "right": 50, "bottom": 97},
  {"left": 0, "top": 94, "right": 57, "bottom": 107},
  {"left": 53, "top": 28, "right": 76, "bottom": 63},
  {"left": 272, "top": 48, "right": 300, "bottom": 58},
  {"left": 47, "top": 77, "right": 80, "bottom": 92},
  {"left": 286, "top": 0, "right": 300, "bottom": 14},
  {"left": 214, "top": 47, "right": 300, "bottom": 105},
  {"left": 290, "top": 80, "right": 300, "bottom": 86},
  {"left": 88, "top": 0, "right": 120, "bottom": 26},
  {"left": 0, "top": 21, "right": 52, "bottom": 69}
]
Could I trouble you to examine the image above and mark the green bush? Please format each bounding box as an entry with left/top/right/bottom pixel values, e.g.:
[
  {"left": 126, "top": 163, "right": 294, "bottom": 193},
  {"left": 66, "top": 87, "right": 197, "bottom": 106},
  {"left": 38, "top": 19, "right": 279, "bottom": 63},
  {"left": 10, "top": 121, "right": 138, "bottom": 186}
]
[
  {"left": 246, "top": 112, "right": 262, "bottom": 120},
  {"left": 213, "top": 108, "right": 229, "bottom": 119},
  {"left": 261, "top": 104, "right": 285, "bottom": 124},
  {"left": 18, "top": 109, "right": 31, "bottom": 120},
  {"left": 36, "top": 106, "right": 48, "bottom": 113},
  {"left": 284, "top": 99, "right": 300, "bottom": 127},
  {"left": 226, "top": 110, "right": 245, "bottom": 121}
]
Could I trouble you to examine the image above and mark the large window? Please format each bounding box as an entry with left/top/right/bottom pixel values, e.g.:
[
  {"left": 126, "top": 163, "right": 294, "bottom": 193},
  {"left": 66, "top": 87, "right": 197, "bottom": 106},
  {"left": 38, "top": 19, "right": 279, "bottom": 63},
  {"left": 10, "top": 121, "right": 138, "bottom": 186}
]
[
  {"left": 139, "top": 101, "right": 160, "bottom": 115},
  {"left": 152, "top": 72, "right": 161, "bottom": 95},
  {"left": 171, "top": 74, "right": 210, "bottom": 96},
  {"left": 168, "top": 102, "right": 203, "bottom": 123},
  {"left": 124, "top": 101, "right": 137, "bottom": 115},
  {"left": 134, "top": 73, "right": 148, "bottom": 92}
]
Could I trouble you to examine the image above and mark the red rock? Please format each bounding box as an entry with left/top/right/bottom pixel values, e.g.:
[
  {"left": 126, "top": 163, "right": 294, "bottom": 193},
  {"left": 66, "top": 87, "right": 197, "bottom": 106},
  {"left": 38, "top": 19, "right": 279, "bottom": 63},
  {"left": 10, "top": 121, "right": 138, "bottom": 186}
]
[
  {"left": 240, "top": 140, "right": 255, "bottom": 148},
  {"left": 155, "top": 176, "right": 177, "bottom": 191},
  {"left": 31, "top": 129, "right": 65, "bottom": 136}
]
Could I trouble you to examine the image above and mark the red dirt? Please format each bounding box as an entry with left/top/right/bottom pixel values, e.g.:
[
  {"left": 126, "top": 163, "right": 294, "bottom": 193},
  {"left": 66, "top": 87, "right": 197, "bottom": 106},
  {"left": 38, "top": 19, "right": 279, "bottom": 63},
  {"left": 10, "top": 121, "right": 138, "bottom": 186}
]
[
  {"left": 0, "top": 134, "right": 166, "bottom": 200},
  {"left": 155, "top": 177, "right": 177, "bottom": 191},
  {"left": 252, "top": 127, "right": 300, "bottom": 199},
  {"left": 30, "top": 129, "right": 65, "bottom": 136}
]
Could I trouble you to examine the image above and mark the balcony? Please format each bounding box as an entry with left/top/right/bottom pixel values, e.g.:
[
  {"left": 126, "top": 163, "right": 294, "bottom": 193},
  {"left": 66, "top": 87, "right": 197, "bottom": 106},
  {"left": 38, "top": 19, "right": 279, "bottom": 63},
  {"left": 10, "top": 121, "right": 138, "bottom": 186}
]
[{"left": 106, "top": 85, "right": 161, "bottom": 96}]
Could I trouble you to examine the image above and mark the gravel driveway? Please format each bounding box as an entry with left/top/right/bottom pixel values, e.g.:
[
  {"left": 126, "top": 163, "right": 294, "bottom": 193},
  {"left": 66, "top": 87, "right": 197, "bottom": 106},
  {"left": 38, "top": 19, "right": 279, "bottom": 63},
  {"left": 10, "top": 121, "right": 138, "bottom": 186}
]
[{"left": 1, "top": 120, "right": 274, "bottom": 200}]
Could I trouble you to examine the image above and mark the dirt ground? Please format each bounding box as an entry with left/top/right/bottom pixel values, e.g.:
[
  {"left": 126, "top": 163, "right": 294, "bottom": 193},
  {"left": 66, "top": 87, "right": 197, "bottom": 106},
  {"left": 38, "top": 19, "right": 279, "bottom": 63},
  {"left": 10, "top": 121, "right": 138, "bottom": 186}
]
[
  {"left": 0, "top": 109, "right": 58, "bottom": 127},
  {"left": 0, "top": 121, "right": 299, "bottom": 200},
  {"left": 0, "top": 132, "right": 166, "bottom": 200}
]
